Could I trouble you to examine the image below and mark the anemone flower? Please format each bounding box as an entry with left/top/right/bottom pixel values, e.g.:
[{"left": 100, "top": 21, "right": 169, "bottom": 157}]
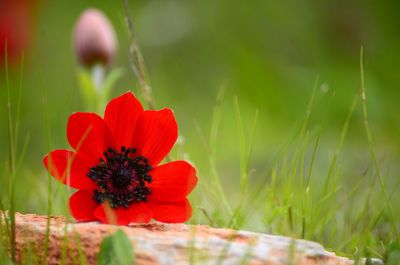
[{"left": 43, "top": 92, "right": 198, "bottom": 225}]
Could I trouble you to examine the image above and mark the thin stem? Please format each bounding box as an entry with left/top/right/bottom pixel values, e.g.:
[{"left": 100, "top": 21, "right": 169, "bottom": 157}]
[
  {"left": 122, "top": 0, "right": 173, "bottom": 162},
  {"left": 15, "top": 53, "right": 25, "bottom": 157},
  {"left": 123, "top": 0, "right": 155, "bottom": 110},
  {"left": 359, "top": 46, "right": 399, "bottom": 239},
  {"left": 91, "top": 64, "right": 105, "bottom": 92},
  {"left": 4, "top": 40, "right": 16, "bottom": 263},
  {"left": 39, "top": 68, "right": 53, "bottom": 264},
  {"left": 5, "top": 43, "right": 15, "bottom": 176}
]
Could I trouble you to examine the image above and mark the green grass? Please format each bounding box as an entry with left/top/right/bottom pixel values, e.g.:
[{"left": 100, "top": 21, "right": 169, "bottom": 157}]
[{"left": 187, "top": 48, "right": 399, "bottom": 262}]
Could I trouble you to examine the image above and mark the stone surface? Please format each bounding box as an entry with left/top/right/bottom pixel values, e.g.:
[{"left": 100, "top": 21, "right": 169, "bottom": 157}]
[{"left": 1, "top": 212, "right": 382, "bottom": 265}]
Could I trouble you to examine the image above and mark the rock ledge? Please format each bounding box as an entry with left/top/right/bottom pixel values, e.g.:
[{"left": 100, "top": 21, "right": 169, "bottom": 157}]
[{"left": 1, "top": 212, "right": 382, "bottom": 265}]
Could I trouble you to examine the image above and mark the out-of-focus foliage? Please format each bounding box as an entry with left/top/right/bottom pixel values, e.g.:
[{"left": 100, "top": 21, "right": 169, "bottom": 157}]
[{"left": 1, "top": 0, "right": 399, "bottom": 165}]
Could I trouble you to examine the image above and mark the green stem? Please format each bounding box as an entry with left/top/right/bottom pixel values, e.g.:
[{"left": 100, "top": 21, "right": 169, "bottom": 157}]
[
  {"left": 123, "top": 0, "right": 155, "bottom": 110},
  {"left": 359, "top": 47, "right": 399, "bottom": 239}
]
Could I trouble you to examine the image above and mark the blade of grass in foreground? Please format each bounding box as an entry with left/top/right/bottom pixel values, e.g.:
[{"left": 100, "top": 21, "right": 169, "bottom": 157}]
[
  {"left": 208, "top": 86, "right": 233, "bottom": 219},
  {"left": 287, "top": 78, "right": 319, "bottom": 199},
  {"left": 3, "top": 47, "right": 30, "bottom": 264},
  {"left": 123, "top": 0, "right": 155, "bottom": 110},
  {"left": 39, "top": 68, "right": 53, "bottom": 265},
  {"left": 359, "top": 47, "right": 399, "bottom": 239},
  {"left": 0, "top": 202, "right": 11, "bottom": 257},
  {"left": 4, "top": 41, "right": 17, "bottom": 263},
  {"left": 322, "top": 94, "right": 358, "bottom": 195},
  {"left": 193, "top": 85, "right": 242, "bottom": 226},
  {"left": 14, "top": 54, "right": 25, "bottom": 156},
  {"left": 234, "top": 96, "right": 246, "bottom": 194},
  {"left": 188, "top": 226, "right": 197, "bottom": 265},
  {"left": 228, "top": 98, "right": 258, "bottom": 229},
  {"left": 233, "top": 96, "right": 258, "bottom": 195},
  {"left": 0, "top": 201, "right": 7, "bottom": 262}
]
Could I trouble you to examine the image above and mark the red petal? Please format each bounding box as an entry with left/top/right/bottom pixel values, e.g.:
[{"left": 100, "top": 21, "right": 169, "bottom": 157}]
[
  {"left": 104, "top": 92, "right": 144, "bottom": 149},
  {"left": 148, "top": 199, "right": 192, "bottom": 223},
  {"left": 43, "top": 150, "right": 97, "bottom": 189},
  {"left": 148, "top": 161, "right": 198, "bottom": 202},
  {"left": 94, "top": 203, "right": 153, "bottom": 225},
  {"left": 133, "top": 109, "right": 178, "bottom": 166},
  {"left": 67, "top": 112, "right": 114, "bottom": 161},
  {"left": 69, "top": 190, "right": 99, "bottom": 221}
]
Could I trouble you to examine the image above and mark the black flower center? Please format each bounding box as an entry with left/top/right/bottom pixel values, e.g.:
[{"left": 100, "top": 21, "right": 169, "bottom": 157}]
[{"left": 87, "top": 146, "right": 152, "bottom": 209}]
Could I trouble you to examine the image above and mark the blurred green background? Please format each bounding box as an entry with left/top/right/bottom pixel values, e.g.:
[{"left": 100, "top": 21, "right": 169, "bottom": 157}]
[{"left": 1, "top": 0, "right": 399, "bottom": 253}]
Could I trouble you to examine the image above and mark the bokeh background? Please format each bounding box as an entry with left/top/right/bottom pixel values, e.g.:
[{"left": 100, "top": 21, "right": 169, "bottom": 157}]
[{"left": 1, "top": 0, "right": 399, "bottom": 256}]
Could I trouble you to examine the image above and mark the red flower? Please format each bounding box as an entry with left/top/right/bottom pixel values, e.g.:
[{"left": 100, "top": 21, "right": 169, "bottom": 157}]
[
  {"left": 43, "top": 92, "right": 198, "bottom": 225},
  {"left": 0, "top": 0, "right": 37, "bottom": 67}
]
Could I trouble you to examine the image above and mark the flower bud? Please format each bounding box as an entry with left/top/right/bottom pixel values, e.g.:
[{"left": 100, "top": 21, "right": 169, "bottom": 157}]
[{"left": 73, "top": 8, "right": 117, "bottom": 67}]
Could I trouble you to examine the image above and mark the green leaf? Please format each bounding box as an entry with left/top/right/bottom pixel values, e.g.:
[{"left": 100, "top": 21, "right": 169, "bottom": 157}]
[
  {"left": 97, "top": 229, "right": 135, "bottom": 265},
  {"left": 77, "top": 68, "right": 97, "bottom": 111},
  {"left": 386, "top": 243, "right": 400, "bottom": 265},
  {"left": 98, "top": 68, "right": 124, "bottom": 112}
]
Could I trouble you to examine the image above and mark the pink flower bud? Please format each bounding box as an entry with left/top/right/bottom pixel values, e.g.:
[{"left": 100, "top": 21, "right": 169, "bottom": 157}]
[{"left": 73, "top": 8, "right": 117, "bottom": 67}]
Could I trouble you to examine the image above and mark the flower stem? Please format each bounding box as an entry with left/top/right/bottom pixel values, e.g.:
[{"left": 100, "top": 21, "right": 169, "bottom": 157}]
[
  {"left": 92, "top": 64, "right": 105, "bottom": 92},
  {"left": 123, "top": 0, "right": 155, "bottom": 110}
]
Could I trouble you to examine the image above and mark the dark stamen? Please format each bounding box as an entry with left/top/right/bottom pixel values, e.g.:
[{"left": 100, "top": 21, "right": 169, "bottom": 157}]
[{"left": 87, "top": 145, "right": 152, "bottom": 209}]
